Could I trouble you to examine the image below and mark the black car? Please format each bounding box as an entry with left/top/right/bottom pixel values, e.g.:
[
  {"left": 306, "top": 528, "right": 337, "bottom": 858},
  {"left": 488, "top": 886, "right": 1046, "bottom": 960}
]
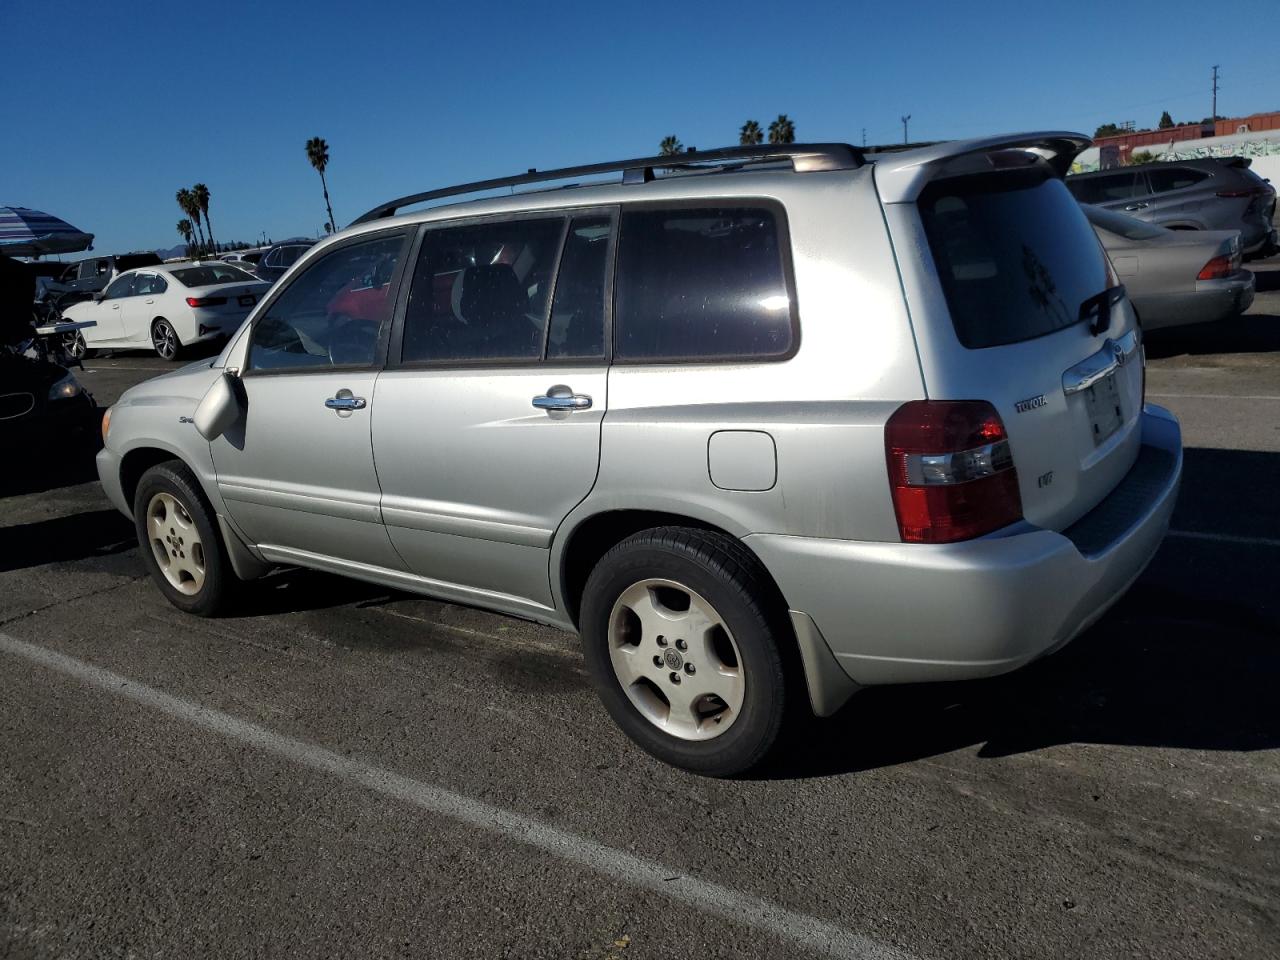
[
  {"left": 251, "top": 238, "right": 316, "bottom": 282},
  {"left": 0, "top": 348, "right": 97, "bottom": 446}
]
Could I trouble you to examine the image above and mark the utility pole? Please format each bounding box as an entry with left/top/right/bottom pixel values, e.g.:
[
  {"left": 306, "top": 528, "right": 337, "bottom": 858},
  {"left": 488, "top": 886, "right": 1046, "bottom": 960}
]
[
  {"left": 1211, "top": 64, "right": 1219, "bottom": 121},
  {"left": 861, "top": 127, "right": 866, "bottom": 147},
  {"left": 901, "top": 114, "right": 911, "bottom": 145}
]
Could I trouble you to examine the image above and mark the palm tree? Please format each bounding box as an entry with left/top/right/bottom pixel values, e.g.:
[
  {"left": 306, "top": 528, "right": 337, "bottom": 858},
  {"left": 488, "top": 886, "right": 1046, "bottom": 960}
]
[
  {"left": 176, "top": 219, "right": 194, "bottom": 256},
  {"left": 176, "top": 188, "right": 206, "bottom": 254},
  {"left": 192, "top": 183, "right": 214, "bottom": 252},
  {"left": 768, "top": 114, "right": 796, "bottom": 144},
  {"left": 306, "top": 137, "right": 336, "bottom": 233},
  {"left": 739, "top": 120, "right": 763, "bottom": 145},
  {"left": 659, "top": 135, "right": 683, "bottom": 156}
]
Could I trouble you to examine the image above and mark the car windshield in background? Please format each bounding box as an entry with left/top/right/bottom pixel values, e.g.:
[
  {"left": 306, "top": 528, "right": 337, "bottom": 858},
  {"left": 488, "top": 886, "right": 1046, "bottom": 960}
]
[
  {"left": 170, "top": 264, "right": 257, "bottom": 286},
  {"left": 1083, "top": 206, "right": 1168, "bottom": 242},
  {"left": 919, "top": 167, "right": 1109, "bottom": 349}
]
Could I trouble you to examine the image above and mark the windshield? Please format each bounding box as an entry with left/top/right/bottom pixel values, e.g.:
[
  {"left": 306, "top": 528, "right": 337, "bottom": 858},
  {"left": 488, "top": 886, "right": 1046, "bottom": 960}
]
[
  {"left": 1083, "top": 206, "right": 1167, "bottom": 241},
  {"left": 919, "top": 168, "right": 1110, "bottom": 349},
  {"left": 170, "top": 264, "right": 258, "bottom": 287}
]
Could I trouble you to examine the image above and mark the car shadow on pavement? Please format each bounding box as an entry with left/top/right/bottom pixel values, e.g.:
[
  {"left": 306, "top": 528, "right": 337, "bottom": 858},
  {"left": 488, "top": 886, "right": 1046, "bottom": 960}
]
[
  {"left": 760, "top": 446, "right": 1280, "bottom": 780},
  {"left": 0, "top": 508, "right": 136, "bottom": 573},
  {"left": 1143, "top": 311, "right": 1280, "bottom": 358},
  {"left": 0, "top": 429, "right": 103, "bottom": 499}
]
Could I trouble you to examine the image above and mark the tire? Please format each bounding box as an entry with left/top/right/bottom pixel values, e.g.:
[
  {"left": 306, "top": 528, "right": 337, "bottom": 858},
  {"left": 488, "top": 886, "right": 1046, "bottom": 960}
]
[
  {"left": 580, "top": 526, "right": 790, "bottom": 776},
  {"left": 151, "top": 318, "right": 183, "bottom": 361},
  {"left": 133, "top": 460, "right": 237, "bottom": 616},
  {"left": 64, "top": 330, "right": 95, "bottom": 360}
]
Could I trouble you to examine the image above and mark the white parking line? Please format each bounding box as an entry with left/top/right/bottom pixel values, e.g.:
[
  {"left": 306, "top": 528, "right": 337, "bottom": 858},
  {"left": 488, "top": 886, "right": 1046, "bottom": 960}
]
[
  {"left": 0, "top": 631, "right": 911, "bottom": 960},
  {"left": 1147, "top": 393, "right": 1280, "bottom": 401},
  {"left": 1167, "top": 529, "right": 1280, "bottom": 549}
]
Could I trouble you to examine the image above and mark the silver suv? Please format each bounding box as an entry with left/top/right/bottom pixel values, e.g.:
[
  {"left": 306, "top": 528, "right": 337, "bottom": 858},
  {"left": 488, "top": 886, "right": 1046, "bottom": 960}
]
[{"left": 97, "top": 134, "right": 1183, "bottom": 776}]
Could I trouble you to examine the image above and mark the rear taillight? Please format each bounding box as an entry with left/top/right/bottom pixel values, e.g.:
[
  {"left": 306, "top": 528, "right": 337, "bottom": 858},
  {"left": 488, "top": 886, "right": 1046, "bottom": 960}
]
[
  {"left": 1215, "top": 188, "right": 1262, "bottom": 198},
  {"left": 1197, "top": 255, "right": 1233, "bottom": 281},
  {"left": 186, "top": 296, "right": 227, "bottom": 307},
  {"left": 885, "top": 401, "right": 1024, "bottom": 544}
]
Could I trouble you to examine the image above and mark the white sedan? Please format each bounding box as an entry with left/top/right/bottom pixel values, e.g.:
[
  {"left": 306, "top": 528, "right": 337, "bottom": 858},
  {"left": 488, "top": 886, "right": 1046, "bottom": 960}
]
[{"left": 62, "top": 262, "right": 270, "bottom": 360}]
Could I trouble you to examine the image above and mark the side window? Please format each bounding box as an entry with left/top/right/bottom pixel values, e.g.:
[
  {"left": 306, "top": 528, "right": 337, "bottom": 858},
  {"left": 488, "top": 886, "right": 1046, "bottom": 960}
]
[
  {"left": 263, "top": 248, "right": 281, "bottom": 267},
  {"left": 248, "top": 234, "right": 404, "bottom": 372},
  {"left": 1147, "top": 167, "right": 1209, "bottom": 193},
  {"left": 102, "top": 275, "right": 135, "bottom": 299},
  {"left": 401, "top": 216, "right": 564, "bottom": 363},
  {"left": 1097, "top": 173, "right": 1148, "bottom": 202},
  {"left": 134, "top": 273, "right": 167, "bottom": 296},
  {"left": 547, "top": 215, "right": 611, "bottom": 359},
  {"left": 614, "top": 206, "right": 794, "bottom": 361},
  {"left": 280, "top": 245, "right": 307, "bottom": 267}
]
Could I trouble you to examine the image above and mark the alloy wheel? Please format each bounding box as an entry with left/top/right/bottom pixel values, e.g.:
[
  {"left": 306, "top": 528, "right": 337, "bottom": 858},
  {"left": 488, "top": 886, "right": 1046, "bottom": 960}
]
[
  {"left": 153, "top": 321, "right": 178, "bottom": 360},
  {"left": 146, "top": 492, "right": 205, "bottom": 595},
  {"left": 607, "top": 578, "right": 745, "bottom": 741}
]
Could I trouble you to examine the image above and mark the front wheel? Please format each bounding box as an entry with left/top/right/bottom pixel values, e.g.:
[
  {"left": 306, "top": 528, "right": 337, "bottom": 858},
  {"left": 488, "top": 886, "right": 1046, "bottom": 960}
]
[
  {"left": 152, "top": 318, "right": 182, "bottom": 361},
  {"left": 64, "top": 330, "right": 94, "bottom": 360},
  {"left": 133, "top": 460, "right": 237, "bottom": 616},
  {"left": 580, "top": 527, "right": 790, "bottom": 777}
]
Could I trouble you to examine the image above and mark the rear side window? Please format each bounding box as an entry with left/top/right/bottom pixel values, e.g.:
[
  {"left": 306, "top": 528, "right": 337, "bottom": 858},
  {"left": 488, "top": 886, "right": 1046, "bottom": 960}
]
[
  {"left": 280, "top": 245, "right": 308, "bottom": 267},
  {"left": 547, "top": 215, "right": 610, "bottom": 359},
  {"left": 920, "top": 169, "right": 1109, "bottom": 349},
  {"left": 1146, "top": 167, "right": 1209, "bottom": 193},
  {"left": 614, "top": 205, "right": 794, "bottom": 362},
  {"left": 1066, "top": 172, "right": 1148, "bottom": 204},
  {"left": 401, "top": 216, "right": 564, "bottom": 363}
]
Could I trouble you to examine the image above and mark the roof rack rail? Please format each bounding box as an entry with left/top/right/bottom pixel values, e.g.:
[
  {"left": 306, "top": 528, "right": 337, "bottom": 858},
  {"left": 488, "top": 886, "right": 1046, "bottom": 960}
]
[{"left": 351, "top": 142, "right": 864, "bottom": 226}]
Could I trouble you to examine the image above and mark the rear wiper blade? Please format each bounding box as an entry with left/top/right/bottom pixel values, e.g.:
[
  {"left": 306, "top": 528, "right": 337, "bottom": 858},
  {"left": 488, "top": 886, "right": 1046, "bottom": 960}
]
[{"left": 1079, "top": 285, "right": 1126, "bottom": 336}]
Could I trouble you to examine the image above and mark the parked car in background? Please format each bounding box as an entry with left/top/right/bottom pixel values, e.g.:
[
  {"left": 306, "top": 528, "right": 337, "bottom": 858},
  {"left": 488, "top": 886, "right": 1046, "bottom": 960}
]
[
  {"left": 0, "top": 347, "right": 96, "bottom": 447},
  {"left": 41, "top": 252, "right": 164, "bottom": 309},
  {"left": 251, "top": 238, "right": 315, "bottom": 282},
  {"left": 96, "top": 134, "right": 1182, "bottom": 776},
  {"left": 62, "top": 261, "right": 269, "bottom": 360},
  {"left": 220, "top": 250, "right": 264, "bottom": 266},
  {"left": 1084, "top": 206, "right": 1254, "bottom": 330},
  {"left": 1066, "top": 157, "right": 1277, "bottom": 258}
]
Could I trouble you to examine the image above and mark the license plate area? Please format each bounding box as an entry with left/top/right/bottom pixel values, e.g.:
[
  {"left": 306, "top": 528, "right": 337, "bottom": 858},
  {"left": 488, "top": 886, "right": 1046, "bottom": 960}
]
[{"left": 1084, "top": 372, "right": 1123, "bottom": 445}]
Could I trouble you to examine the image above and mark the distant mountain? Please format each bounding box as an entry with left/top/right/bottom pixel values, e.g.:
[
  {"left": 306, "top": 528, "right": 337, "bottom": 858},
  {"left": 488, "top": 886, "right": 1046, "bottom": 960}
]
[{"left": 154, "top": 243, "right": 188, "bottom": 260}]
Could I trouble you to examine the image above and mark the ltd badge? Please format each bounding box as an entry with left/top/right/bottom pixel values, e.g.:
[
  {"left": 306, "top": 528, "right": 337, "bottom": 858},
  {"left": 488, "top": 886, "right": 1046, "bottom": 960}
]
[{"left": 1015, "top": 394, "right": 1047, "bottom": 414}]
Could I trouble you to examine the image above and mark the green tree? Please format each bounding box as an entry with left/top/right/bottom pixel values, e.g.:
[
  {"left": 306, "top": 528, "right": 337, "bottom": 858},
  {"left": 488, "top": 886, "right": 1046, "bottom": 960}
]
[
  {"left": 1158, "top": 111, "right": 1175, "bottom": 129},
  {"left": 306, "top": 137, "right": 337, "bottom": 234},
  {"left": 1093, "top": 122, "right": 1122, "bottom": 139},
  {"left": 192, "top": 183, "right": 215, "bottom": 251},
  {"left": 176, "top": 218, "right": 193, "bottom": 254},
  {"left": 739, "top": 119, "right": 763, "bottom": 145},
  {"left": 659, "top": 135, "right": 683, "bottom": 156},
  {"left": 176, "top": 188, "right": 206, "bottom": 253},
  {"left": 1130, "top": 150, "right": 1157, "bottom": 165},
  {"left": 767, "top": 114, "right": 795, "bottom": 144}
]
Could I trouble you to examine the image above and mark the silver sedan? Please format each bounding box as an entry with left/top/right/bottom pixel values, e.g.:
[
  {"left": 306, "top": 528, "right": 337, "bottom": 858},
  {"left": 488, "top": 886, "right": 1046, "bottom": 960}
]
[{"left": 1085, "top": 205, "right": 1255, "bottom": 330}]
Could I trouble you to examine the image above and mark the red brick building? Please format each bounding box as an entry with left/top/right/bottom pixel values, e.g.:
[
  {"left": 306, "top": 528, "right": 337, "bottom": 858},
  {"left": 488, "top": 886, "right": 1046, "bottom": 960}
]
[{"left": 1094, "top": 109, "right": 1280, "bottom": 164}]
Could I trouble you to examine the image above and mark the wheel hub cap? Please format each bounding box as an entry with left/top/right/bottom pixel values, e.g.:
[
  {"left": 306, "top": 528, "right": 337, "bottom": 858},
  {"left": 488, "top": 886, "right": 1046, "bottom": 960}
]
[{"left": 146, "top": 492, "right": 205, "bottom": 595}]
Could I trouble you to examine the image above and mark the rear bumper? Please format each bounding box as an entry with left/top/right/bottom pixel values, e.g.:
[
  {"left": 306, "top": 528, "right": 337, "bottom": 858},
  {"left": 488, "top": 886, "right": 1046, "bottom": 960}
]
[
  {"left": 747, "top": 405, "right": 1182, "bottom": 688},
  {"left": 1138, "top": 271, "right": 1255, "bottom": 329}
]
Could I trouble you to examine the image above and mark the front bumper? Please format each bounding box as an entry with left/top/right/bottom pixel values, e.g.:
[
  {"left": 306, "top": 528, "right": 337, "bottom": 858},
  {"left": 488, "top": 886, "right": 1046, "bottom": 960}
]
[
  {"left": 747, "top": 406, "right": 1182, "bottom": 687},
  {"left": 97, "top": 444, "right": 131, "bottom": 517}
]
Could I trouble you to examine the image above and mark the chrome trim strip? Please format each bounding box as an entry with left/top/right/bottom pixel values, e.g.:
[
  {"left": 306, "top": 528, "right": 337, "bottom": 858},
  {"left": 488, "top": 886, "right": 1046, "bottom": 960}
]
[{"left": 1062, "top": 331, "right": 1139, "bottom": 396}]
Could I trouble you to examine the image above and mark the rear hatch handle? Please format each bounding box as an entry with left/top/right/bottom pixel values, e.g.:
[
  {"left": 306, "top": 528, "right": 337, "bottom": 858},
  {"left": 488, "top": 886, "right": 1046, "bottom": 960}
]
[{"left": 1063, "top": 330, "right": 1140, "bottom": 395}]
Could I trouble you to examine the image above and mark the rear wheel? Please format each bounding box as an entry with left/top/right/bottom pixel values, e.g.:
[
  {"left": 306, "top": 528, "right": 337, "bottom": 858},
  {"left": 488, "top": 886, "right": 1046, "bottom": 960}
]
[
  {"left": 133, "top": 460, "right": 237, "bottom": 616},
  {"left": 152, "top": 318, "right": 182, "bottom": 361},
  {"left": 580, "top": 527, "right": 789, "bottom": 776}
]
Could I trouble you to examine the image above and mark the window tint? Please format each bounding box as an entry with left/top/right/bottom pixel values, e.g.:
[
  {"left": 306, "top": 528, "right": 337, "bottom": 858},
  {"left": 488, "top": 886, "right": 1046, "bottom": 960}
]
[
  {"left": 1066, "top": 172, "right": 1148, "bottom": 204},
  {"left": 134, "top": 273, "right": 168, "bottom": 295},
  {"left": 547, "top": 216, "right": 610, "bottom": 359},
  {"left": 80, "top": 260, "right": 106, "bottom": 280},
  {"left": 1146, "top": 167, "right": 1209, "bottom": 193},
  {"left": 248, "top": 234, "right": 403, "bottom": 371},
  {"left": 614, "top": 206, "right": 792, "bottom": 361},
  {"left": 279, "top": 245, "right": 309, "bottom": 267},
  {"left": 102, "top": 274, "right": 135, "bottom": 299},
  {"left": 402, "top": 216, "right": 564, "bottom": 363},
  {"left": 919, "top": 169, "right": 1110, "bottom": 349},
  {"left": 171, "top": 264, "right": 257, "bottom": 286}
]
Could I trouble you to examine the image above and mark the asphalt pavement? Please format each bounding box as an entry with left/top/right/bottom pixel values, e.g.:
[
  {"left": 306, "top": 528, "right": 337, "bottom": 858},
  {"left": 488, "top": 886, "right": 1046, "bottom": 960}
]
[{"left": 2, "top": 263, "right": 1278, "bottom": 959}]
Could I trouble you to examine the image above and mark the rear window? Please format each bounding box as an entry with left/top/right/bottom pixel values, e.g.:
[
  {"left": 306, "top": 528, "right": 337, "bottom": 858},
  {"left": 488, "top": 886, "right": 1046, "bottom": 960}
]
[
  {"left": 920, "top": 169, "right": 1109, "bottom": 349},
  {"left": 614, "top": 205, "right": 794, "bottom": 361},
  {"left": 1147, "top": 167, "right": 1209, "bottom": 193},
  {"left": 170, "top": 264, "right": 257, "bottom": 286}
]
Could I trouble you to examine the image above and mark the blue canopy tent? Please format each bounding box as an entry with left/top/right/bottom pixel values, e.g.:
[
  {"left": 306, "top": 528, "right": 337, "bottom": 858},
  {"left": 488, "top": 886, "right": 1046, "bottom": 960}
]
[{"left": 0, "top": 206, "right": 94, "bottom": 257}]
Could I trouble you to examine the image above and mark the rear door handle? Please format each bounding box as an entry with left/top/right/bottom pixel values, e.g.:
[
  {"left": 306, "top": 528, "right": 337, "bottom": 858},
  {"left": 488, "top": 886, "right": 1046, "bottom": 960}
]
[
  {"left": 532, "top": 385, "right": 592, "bottom": 411},
  {"left": 325, "top": 395, "right": 367, "bottom": 411},
  {"left": 1123, "top": 202, "right": 1148, "bottom": 211}
]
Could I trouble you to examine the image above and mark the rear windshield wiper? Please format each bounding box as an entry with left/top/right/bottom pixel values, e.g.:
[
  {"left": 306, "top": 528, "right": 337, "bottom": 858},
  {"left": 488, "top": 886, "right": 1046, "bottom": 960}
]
[{"left": 1078, "top": 285, "right": 1126, "bottom": 336}]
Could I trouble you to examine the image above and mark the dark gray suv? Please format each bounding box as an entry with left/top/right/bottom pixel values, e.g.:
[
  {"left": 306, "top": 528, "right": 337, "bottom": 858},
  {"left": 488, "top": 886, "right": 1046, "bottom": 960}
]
[{"left": 1066, "top": 157, "right": 1277, "bottom": 258}]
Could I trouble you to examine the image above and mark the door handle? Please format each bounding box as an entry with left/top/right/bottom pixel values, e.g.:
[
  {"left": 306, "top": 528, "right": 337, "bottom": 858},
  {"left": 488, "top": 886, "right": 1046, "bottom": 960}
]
[
  {"left": 1123, "top": 202, "right": 1148, "bottom": 211},
  {"left": 532, "top": 385, "right": 592, "bottom": 411},
  {"left": 145, "top": 299, "right": 155, "bottom": 304},
  {"left": 325, "top": 395, "right": 367, "bottom": 411}
]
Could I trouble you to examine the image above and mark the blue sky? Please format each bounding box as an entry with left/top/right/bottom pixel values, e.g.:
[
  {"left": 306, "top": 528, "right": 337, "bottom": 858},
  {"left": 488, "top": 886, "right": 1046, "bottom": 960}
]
[{"left": 3, "top": 0, "right": 1277, "bottom": 256}]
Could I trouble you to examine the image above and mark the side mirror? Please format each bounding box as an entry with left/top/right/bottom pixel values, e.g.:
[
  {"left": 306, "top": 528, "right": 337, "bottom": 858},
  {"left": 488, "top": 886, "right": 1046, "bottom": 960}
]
[{"left": 193, "top": 370, "right": 244, "bottom": 441}]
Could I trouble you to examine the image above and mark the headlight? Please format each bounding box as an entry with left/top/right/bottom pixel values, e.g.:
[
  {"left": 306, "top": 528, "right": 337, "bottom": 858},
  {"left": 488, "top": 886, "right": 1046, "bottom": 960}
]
[
  {"left": 101, "top": 405, "right": 113, "bottom": 444},
  {"left": 48, "top": 371, "right": 82, "bottom": 400}
]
